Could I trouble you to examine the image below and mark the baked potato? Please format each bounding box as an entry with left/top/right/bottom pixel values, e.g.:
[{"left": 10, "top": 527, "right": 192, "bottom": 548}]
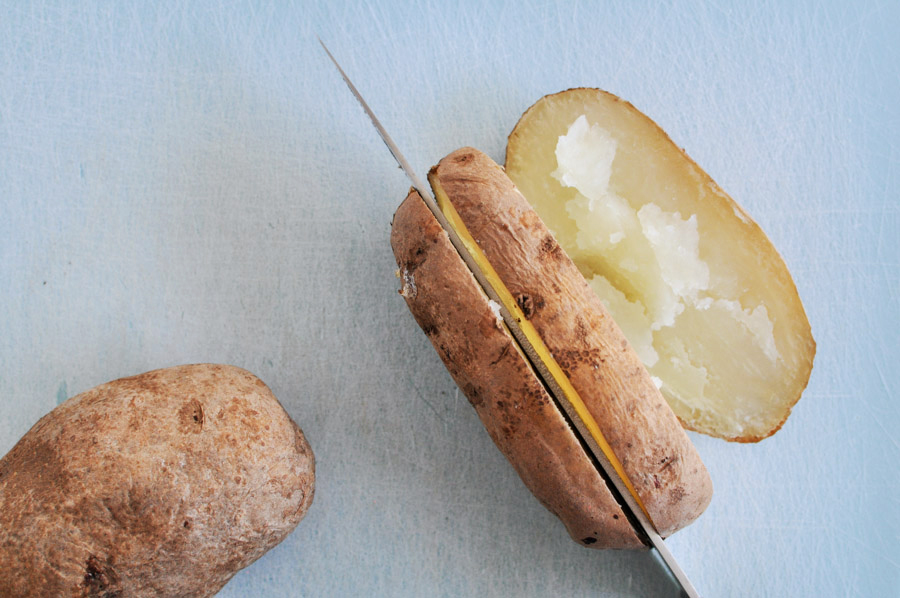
[
  {"left": 391, "top": 149, "right": 712, "bottom": 547},
  {"left": 0, "top": 363, "right": 315, "bottom": 597},
  {"left": 506, "top": 88, "right": 815, "bottom": 441}
]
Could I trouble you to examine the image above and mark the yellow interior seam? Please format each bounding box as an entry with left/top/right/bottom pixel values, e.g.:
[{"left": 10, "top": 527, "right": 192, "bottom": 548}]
[{"left": 431, "top": 180, "right": 652, "bottom": 524}]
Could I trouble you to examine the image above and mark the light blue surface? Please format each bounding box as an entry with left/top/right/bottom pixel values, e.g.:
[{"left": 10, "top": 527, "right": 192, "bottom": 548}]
[{"left": 1, "top": 1, "right": 898, "bottom": 596}]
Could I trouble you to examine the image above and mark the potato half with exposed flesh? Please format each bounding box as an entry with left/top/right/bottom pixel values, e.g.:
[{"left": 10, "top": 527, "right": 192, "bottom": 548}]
[{"left": 506, "top": 88, "right": 815, "bottom": 442}]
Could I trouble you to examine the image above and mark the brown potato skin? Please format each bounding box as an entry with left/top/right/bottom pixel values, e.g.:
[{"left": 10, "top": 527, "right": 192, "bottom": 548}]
[
  {"left": 0, "top": 364, "right": 315, "bottom": 597},
  {"left": 429, "top": 149, "right": 712, "bottom": 538},
  {"left": 391, "top": 190, "right": 644, "bottom": 549}
]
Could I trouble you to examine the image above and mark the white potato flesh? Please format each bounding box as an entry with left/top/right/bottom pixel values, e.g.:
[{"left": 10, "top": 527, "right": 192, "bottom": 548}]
[{"left": 506, "top": 89, "right": 815, "bottom": 441}]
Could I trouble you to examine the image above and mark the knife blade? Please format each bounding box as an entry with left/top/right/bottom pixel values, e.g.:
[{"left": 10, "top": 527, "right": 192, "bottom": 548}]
[{"left": 320, "top": 37, "right": 701, "bottom": 598}]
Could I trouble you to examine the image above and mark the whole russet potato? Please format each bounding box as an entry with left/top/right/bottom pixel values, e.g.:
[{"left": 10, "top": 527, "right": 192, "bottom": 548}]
[{"left": 0, "top": 364, "right": 315, "bottom": 597}]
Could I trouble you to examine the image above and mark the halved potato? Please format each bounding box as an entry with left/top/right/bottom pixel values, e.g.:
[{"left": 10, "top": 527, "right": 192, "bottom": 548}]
[
  {"left": 391, "top": 189, "right": 644, "bottom": 548},
  {"left": 506, "top": 88, "right": 815, "bottom": 441},
  {"left": 426, "top": 149, "right": 711, "bottom": 536}
]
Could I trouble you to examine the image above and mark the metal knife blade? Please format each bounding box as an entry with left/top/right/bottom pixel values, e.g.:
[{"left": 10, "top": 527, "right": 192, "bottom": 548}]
[{"left": 320, "top": 38, "right": 701, "bottom": 598}]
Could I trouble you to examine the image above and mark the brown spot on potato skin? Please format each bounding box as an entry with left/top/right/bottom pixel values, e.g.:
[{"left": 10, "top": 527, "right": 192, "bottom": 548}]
[
  {"left": 539, "top": 234, "right": 564, "bottom": 260},
  {"left": 516, "top": 294, "right": 534, "bottom": 318},
  {"left": 83, "top": 555, "right": 121, "bottom": 597},
  {"left": 461, "top": 382, "right": 483, "bottom": 408},
  {"left": 514, "top": 293, "right": 545, "bottom": 319},
  {"left": 178, "top": 398, "right": 204, "bottom": 433},
  {"left": 553, "top": 348, "right": 606, "bottom": 379}
]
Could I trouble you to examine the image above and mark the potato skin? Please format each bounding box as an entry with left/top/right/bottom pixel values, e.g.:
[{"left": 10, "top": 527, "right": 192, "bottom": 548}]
[
  {"left": 391, "top": 190, "right": 644, "bottom": 549},
  {"left": 0, "top": 364, "right": 315, "bottom": 597},
  {"left": 429, "top": 149, "right": 712, "bottom": 538}
]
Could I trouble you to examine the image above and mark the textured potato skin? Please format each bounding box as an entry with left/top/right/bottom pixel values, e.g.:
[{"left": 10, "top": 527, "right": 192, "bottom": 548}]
[
  {"left": 0, "top": 364, "right": 315, "bottom": 597},
  {"left": 391, "top": 190, "right": 643, "bottom": 549},
  {"left": 429, "top": 149, "right": 712, "bottom": 538}
]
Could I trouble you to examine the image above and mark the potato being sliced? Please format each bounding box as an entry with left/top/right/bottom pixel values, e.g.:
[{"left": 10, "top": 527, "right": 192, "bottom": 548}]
[
  {"left": 426, "top": 149, "right": 711, "bottom": 536},
  {"left": 391, "top": 189, "right": 645, "bottom": 549},
  {"left": 506, "top": 88, "right": 815, "bottom": 442}
]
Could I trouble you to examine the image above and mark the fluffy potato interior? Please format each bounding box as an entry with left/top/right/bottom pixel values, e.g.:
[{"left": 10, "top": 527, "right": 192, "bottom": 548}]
[{"left": 506, "top": 89, "right": 815, "bottom": 441}]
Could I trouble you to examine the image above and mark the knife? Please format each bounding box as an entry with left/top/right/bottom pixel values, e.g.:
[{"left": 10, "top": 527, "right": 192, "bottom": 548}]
[{"left": 320, "top": 38, "right": 701, "bottom": 598}]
